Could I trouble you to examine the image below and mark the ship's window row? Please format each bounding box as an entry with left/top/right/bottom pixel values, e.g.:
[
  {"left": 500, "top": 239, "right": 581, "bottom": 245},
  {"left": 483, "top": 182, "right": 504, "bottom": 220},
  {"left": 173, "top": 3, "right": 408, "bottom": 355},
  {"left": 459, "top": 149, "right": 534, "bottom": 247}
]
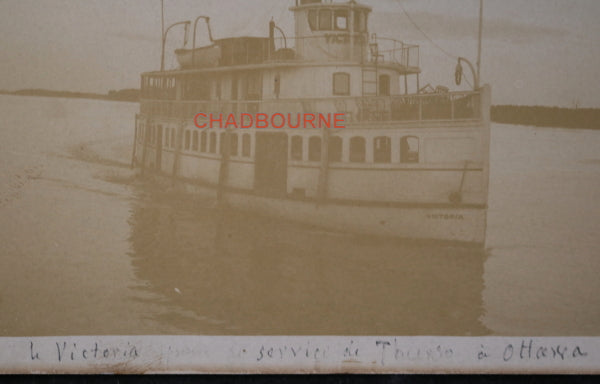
[
  {"left": 145, "top": 125, "right": 416, "bottom": 164},
  {"left": 159, "top": 127, "right": 252, "bottom": 158},
  {"left": 289, "top": 135, "right": 419, "bottom": 164}
]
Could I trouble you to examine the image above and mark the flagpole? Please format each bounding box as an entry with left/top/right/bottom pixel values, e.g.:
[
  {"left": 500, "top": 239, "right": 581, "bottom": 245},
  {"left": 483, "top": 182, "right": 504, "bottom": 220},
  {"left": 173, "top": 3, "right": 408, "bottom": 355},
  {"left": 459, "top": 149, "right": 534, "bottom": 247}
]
[
  {"left": 477, "top": 0, "right": 483, "bottom": 87},
  {"left": 161, "top": 0, "right": 165, "bottom": 70}
]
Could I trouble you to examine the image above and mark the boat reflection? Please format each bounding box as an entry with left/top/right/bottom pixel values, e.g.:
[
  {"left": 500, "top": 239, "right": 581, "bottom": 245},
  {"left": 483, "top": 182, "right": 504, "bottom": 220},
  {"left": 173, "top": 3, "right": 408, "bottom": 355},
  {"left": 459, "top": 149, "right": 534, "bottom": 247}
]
[{"left": 127, "top": 182, "right": 491, "bottom": 336}]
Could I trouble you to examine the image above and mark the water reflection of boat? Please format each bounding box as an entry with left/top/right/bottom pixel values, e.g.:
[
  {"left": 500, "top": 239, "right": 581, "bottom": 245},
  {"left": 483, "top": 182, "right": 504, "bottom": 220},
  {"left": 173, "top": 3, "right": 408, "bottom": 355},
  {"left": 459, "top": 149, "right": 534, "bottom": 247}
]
[
  {"left": 127, "top": 184, "right": 490, "bottom": 335},
  {"left": 132, "top": 0, "right": 491, "bottom": 245}
]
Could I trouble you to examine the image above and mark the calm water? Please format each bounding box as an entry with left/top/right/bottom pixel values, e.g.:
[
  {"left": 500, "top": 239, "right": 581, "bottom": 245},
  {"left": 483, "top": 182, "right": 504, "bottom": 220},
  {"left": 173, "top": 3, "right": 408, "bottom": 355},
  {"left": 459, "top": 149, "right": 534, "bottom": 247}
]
[{"left": 0, "top": 95, "right": 599, "bottom": 336}]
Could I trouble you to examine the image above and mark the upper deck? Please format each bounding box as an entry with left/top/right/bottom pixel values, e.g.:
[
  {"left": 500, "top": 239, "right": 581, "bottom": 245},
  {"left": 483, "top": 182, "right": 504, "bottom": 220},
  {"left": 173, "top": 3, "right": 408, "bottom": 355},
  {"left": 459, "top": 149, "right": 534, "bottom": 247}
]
[
  {"left": 146, "top": 0, "right": 420, "bottom": 77},
  {"left": 139, "top": 0, "right": 486, "bottom": 126}
]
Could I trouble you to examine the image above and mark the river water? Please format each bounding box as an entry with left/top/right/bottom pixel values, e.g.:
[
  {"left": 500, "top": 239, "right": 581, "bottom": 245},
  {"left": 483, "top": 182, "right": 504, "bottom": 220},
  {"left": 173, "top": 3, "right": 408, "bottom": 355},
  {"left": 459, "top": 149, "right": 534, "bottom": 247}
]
[{"left": 0, "top": 95, "right": 598, "bottom": 336}]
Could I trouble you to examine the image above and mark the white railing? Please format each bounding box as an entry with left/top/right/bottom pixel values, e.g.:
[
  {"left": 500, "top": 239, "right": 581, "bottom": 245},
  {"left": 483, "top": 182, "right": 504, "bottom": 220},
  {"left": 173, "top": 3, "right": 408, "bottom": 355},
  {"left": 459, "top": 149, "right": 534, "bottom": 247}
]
[{"left": 140, "top": 90, "right": 481, "bottom": 123}]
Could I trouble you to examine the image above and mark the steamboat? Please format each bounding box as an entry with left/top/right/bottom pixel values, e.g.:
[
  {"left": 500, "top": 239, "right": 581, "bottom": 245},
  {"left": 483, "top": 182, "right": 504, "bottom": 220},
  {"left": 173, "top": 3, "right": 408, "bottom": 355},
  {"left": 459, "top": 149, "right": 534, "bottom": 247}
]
[{"left": 132, "top": 0, "right": 491, "bottom": 245}]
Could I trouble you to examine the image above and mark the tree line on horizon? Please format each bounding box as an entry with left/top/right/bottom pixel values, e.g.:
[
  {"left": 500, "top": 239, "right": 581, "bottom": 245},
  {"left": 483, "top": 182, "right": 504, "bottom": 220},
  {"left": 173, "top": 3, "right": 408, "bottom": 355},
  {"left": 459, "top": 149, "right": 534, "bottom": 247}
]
[
  {"left": 0, "top": 88, "right": 140, "bottom": 102},
  {"left": 492, "top": 105, "right": 599, "bottom": 130}
]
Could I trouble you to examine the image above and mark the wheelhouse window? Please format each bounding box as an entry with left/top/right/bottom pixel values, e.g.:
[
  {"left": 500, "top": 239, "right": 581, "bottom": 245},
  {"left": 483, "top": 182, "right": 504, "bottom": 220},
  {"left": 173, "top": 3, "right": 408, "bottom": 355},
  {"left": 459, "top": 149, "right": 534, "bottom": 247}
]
[
  {"left": 328, "top": 136, "right": 343, "bottom": 163},
  {"left": 374, "top": 136, "right": 391, "bottom": 163},
  {"left": 354, "top": 10, "right": 367, "bottom": 33},
  {"left": 334, "top": 10, "right": 348, "bottom": 30},
  {"left": 209, "top": 132, "right": 217, "bottom": 153},
  {"left": 379, "top": 74, "right": 390, "bottom": 96},
  {"left": 400, "top": 136, "right": 419, "bottom": 163},
  {"left": 333, "top": 72, "right": 350, "bottom": 96},
  {"left": 319, "top": 9, "right": 332, "bottom": 30},
  {"left": 192, "top": 131, "right": 199, "bottom": 151},
  {"left": 308, "top": 136, "right": 322, "bottom": 162},
  {"left": 291, "top": 136, "right": 303, "bottom": 161},
  {"left": 349, "top": 136, "right": 366, "bottom": 163},
  {"left": 242, "top": 134, "right": 251, "bottom": 157}
]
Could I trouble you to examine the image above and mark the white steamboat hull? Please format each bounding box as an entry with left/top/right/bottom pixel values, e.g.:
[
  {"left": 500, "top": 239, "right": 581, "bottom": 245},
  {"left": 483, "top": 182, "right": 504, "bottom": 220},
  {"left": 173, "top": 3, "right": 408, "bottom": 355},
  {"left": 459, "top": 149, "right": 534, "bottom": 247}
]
[
  {"left": 146, "top": 174, "right": 487, "bottom": 245},
  {"left": 228, "top": 192, "right": 487, "bottom": 245}
]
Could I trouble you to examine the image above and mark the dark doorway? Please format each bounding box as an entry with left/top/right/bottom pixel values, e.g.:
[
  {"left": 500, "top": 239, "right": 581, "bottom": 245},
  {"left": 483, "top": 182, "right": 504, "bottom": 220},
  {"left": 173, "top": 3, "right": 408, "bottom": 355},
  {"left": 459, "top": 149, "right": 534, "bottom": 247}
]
[{"left": 254, "top": 132, "right": 288, "bottom": 197}]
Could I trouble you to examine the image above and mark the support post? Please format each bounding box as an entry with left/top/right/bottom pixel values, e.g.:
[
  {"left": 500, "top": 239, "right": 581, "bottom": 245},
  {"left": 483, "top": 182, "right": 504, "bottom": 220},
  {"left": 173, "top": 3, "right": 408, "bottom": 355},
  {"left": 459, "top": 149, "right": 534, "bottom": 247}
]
[
  {"left": 131, "top": 114, "right": 139, "bottom": 168},
  {"left": 317, "top": 124, "right": 330, "bottom": 203},
  {"left": 217, "top": 128, "right": 231, "bottom": 205}
]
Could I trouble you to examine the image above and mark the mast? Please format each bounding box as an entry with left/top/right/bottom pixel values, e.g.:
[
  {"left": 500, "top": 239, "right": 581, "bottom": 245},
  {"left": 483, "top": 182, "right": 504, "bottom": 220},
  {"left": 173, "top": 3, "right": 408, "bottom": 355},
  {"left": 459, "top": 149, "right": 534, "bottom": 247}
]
[
  {"left": 477, "top": 0, "right": 483, "bottom": 86},
  {"left": 161, "top": 0, "right": 165, "bottom": 47}
]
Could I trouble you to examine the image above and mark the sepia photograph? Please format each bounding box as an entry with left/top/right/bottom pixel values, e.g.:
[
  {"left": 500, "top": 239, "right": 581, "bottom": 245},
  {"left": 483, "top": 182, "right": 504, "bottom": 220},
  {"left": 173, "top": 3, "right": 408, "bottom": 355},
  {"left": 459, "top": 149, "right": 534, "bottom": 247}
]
[{"left": 0, "top": 0, "right": 599, "bottom": 374}]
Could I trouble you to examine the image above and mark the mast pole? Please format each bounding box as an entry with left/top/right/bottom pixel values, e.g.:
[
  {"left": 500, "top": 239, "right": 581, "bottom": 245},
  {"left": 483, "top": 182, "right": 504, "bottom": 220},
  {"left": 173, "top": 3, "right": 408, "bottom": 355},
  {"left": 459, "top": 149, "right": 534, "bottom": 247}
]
[
  {"left": 161, "top": 0, "right": 165, "bottom": 71},
  {"left": 476, "top": 0, "right": 483, "bottom": 88}
]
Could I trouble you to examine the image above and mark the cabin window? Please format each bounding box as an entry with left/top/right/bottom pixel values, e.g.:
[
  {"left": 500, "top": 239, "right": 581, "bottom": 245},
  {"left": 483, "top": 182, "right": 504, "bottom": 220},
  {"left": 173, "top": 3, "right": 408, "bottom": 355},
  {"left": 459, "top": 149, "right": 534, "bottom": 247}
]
[
  {"left": 328, "top": 136, "right": 343, "bottom": 163},
  {"left": 374, "top": 136, "right": 391, "bottom": 163},
  {"left": 231, "top": 77, "right": 239, "bottom": 101},
  {"left": 400, "top": 136, "right": 419, "bottom": 163},
  {"left": 319, "top": 9, "right": 332, "bottom": 30},
  {"left": 192, "top": 131, "right": 199, "bottom": 151},
  {"left": 291, "top": 136, "right": 303, "bottom": 161},
  {"left": 349, "top": 136, "right": 366, "bottom": 163},
  {"left": 245, "top": 73, "right": 262, "bottom": 100},
  {"left": 209, "top": 132, "right": 217, "bottom": 153},
  {"left": 354, "top": 10, "right": 367, "bottom": 33},
  {"left": 333, "top": 72, "right": 350, "bottom": 96},
  {"left": 185, "top": 130, "right": 191, "bottom": 150},
  {"left": 215, "top": 78, "right": 222, "bottom": 100},
  {"left": 230, "top": 133, "right": 239, "bottom": 156},
  {"left": 220, "top": 132, "right": 227, "bottom": 154},
  {"left": 242, "top": 134, "right": 251, "bottom": 157},
  {"left": 308, "top": 10, "right": 318, "bottom": 31},
  {"left": 200, "top": 131, "right": 207, "bottom": 152},
  {"left": 379, "top": 74, "right": 390, "bottom": 96},
  {"left": 335, "top": 10, "right": 348, "bottom": 31},
  {"left": 308, "top": 136, "right": 322, "bottom": 162}
]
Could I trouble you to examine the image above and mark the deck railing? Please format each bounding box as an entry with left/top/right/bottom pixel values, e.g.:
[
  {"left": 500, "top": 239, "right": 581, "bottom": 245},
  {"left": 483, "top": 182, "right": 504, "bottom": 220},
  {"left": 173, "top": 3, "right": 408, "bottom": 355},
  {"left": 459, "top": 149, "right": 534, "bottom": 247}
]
[{"left": 140, "top": 90, "right": 481, "bottom": 124}]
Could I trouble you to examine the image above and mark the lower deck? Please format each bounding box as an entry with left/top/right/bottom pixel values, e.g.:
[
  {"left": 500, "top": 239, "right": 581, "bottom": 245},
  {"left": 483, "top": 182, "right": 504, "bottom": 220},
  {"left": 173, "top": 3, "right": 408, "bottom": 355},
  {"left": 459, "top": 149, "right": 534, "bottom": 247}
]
[{"left": 133, "top": 117, "right": 490, "bottom": 208}]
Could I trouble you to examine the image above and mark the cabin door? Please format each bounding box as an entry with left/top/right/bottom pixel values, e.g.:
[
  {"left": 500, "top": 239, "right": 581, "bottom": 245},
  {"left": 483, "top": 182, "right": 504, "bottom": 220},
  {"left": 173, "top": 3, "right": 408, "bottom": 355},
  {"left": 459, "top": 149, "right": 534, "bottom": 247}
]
[
  {"left": 155, "top": 125, "right": 163, "bottom": 171},
  {"left": 254, "top": 132, "right": 288, "bottom": 197}
]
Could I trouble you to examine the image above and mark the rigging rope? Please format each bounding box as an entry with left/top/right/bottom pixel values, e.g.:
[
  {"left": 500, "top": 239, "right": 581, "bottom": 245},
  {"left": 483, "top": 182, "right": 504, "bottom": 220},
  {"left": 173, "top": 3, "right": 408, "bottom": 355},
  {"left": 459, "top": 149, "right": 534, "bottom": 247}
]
[{"left": 394, "top": 0, "right": 457, "bottom": 61}]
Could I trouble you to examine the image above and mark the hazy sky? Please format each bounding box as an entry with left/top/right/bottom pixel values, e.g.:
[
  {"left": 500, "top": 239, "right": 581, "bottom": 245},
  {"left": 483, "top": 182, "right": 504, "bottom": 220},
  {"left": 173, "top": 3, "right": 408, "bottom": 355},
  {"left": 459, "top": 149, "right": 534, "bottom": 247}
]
[{"left": 0, "top": 0, "right": 598, "bottom": 107}]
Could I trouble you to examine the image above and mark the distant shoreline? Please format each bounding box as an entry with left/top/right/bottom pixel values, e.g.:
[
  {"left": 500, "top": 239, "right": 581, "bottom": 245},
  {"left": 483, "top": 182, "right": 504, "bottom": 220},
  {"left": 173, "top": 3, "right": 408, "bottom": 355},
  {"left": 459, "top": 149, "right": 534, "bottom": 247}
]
[
  {"left": 1, "top": 89, "right": 598, "bottom": 130},
  {"left": 0, "top": 88, "right": 139, "bottom": 103},
  {"left": 492, "top": 105, "right": 599, "bottom": 130}
]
